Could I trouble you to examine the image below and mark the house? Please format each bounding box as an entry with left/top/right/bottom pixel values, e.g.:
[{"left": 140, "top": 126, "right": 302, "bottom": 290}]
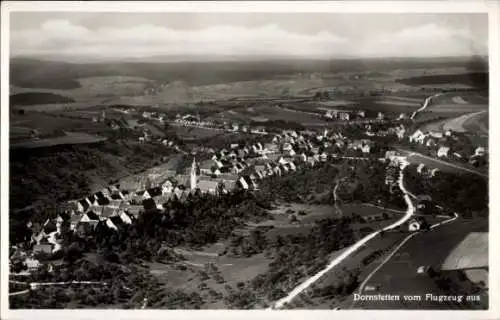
[
  {"left": 409, "top": 130, "right": 427, "bottom": 144},
  {"left": 74, "top": 199, "right": 87, "bottom": 213},
  {"left": 425, "top": 138, "right": 437, "bottom": 147},
  {"left": 118, "top": 211, "right": 133, "bottom": 224},
  {"left": 110, "top": 192, "right": 125, "bottom": 200},
  {"left": 437, "top": 146, "right": 450, "bottom": 158},
  {"left": 416, "top": 163, "right": 426, "bottom": 174},
  {"left": 125, "top": 206, "right": 143, "bottom": 219},
  {"left": 24, "top": 257, "right": 41, "bottom": 272},
  {"left": 33, "top": 242, "right": 53, "bottom": 254},
  {"left": 361, "top": 145, "right": 371, "bottom": 154},
  {"left": 339, "top": 112, "right": 350, "bottom": 121},
  {"left": 76, "top": 212, "right": 99, "bottom": 235},
  {"left": 105, "top": 216, "right": 124, "bottom": 231},
  {"left": 429, "top": 131, "right": 443, "bottom": 139},
  {"left": 398, "top": 113, "right": 408, "bottom": 120},
  {"left": 408, "top": 218, "right": 422, "bottom": 231},
  {"left": 429, "top": 168, "right": 440, "bottom": 177},
  {"left": 237, "top": 176, "right": 250, "bottom": 190},
  {"left": 142, "top": 198, "right": 157, "bottom": 211},
  {"left": 162, "top": 180, "right": 174, "bottom": 194},
  {"left": 100, "top": 206, "right": 118, "bottom": 220},
  {"left": 320, "top": 152, "right": 328, "bottom": 162},
  {"left": 377, "top": 112, "right": 385, "bottom": 121},
  {"left": 197, "top": 180, "right": 220, "bottom": 195},
  {"left": 385, "top": 151, "right": 396, "bottom": 160},
  {"left": 154, "top": 195, "right": 172, "bottom": 209},
  {"left": 94, "top": 192, "right": 110, "bottom": 206},
  {"left": 475, "top": 147, "right": 486, "bottom": 157},
  {"left": 198, "top": 160, "right": 214, "bottom": 175},
  {"left": 144, "top": 187, "right": 162, "bottom": 199}
]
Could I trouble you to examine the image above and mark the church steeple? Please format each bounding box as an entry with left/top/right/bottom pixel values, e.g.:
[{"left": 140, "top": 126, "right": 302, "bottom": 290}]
[{"left": 190, "top": 157, "right": 197, "bottom": 191}]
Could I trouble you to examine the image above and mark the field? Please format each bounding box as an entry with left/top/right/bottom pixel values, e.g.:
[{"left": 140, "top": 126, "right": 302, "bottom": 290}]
[
  {"left": 10, "top": 113, "right": 110, "bottom": 141},
  {"left": 10, "top": 57, "right": 487, "bottom": 107},
  {"left": 346, "top": 218, "right": 488, "bottom": 310},
  {"left": 144, "top": 202, "right": 401, "bottom": 309},
  {"left": 420, "top": 111, "right": 488, "bottom": 134},
  {"left": 10, "top": 92, "right": 75, "bottom": 106},
  {"left": 10, "top": 131, "right": 108, "bottom": 149},
  {"left": 424, "top": 92, "right": 488, "bottom": 114},
  {"left": 172, "top": 125, "right": 224, "bottom": 140},
  {"left": 441, "top": 232, "right": 488, "bottom": 269},
  {"left": 396, "top": 72, "right": 488, "bottom": 88}
]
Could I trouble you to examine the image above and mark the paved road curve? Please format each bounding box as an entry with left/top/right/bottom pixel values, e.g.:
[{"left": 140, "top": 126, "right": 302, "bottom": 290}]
[
  {"left": 351, "top": 212, "right": 459, "bottom": 309},
  {"left": 269, "top": 160, "right": 415, "bottom": 309}
]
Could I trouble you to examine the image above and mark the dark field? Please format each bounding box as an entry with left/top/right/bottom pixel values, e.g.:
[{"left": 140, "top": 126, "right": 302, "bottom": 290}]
[
  {"left": 10, "top": 113, "right": 110, "bottom": 141},
  {"left": 396, "top": 72, "right": 488, "bottom": 88},
  {"left": 10, "top": 92, "right": 76, "bottom": 106},
  {"left": 10, "top": 132, "right": 108, "bottom": 149},
  {"left": 351, "top": 218, "right": 488, "bottom": 310}
]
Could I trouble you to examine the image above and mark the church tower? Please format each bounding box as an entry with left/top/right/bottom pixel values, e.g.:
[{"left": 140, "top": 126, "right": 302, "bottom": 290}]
[{"left": 190, "top": 157, "right": 197, "bottom": 191}]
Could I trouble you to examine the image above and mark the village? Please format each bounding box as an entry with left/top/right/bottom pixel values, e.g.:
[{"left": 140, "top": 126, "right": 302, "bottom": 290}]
[{"left": 8, "top": 103, "right": 488, "bottom": 276}]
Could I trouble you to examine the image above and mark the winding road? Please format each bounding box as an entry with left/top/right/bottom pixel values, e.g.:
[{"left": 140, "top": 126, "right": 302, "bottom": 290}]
[
  {"left": 270, "top": 159, "right": 416, "bottom": 309},
  {"left": 351, "top": 211, "right": 460, "bottom": 309},
  {"left": 410, "top": 93, "right": 443, "bottom": 120}
]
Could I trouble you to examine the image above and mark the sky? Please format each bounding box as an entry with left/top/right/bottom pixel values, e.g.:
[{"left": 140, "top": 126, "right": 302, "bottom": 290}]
[{"left": 9, "top": 12, "right": 488, "bottom": 61}]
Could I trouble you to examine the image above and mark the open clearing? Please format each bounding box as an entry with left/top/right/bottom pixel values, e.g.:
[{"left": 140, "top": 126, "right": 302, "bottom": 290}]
[
  {"left": 10, "top": 113, "right": 110, "bottom": 140},
  {"left": 442, "top": 111, "right": 488, "bottom": 133},
  {"left": 463, "top": 111, "right": 488, "bottom": 135},
  {"left": 146, "top": 202, "right": 402, "bottom": 308},
  {"left": 10, "top": 131, "right": 107, "bottom": 149}
]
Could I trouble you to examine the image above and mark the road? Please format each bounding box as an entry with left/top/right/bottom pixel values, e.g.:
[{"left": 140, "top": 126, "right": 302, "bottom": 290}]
[
  {"left": 8, "top": 280, "right": 108, "bottom": 297},
  {"left": 398, "top": 148, "right": 488, "bottom": 178},
  {"left": 269, "top": 160, "right": 416, "bottom": 309},
  {"left": 351, "top": 212, "right": 459, "bottom": 309},
  {"left": 350, "top": 216, "right": 487, "bottom": 310},
  {"left": 410, "top": 93, "right": 443, "bottom": 120}
]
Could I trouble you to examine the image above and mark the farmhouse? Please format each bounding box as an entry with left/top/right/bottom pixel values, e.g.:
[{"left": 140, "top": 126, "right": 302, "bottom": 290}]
[
  {"left": 475, "top": 147, "right": 486, "bottom": 157},
  {"left": 437, "top": 146, "right": 450, "bottom": 158}
]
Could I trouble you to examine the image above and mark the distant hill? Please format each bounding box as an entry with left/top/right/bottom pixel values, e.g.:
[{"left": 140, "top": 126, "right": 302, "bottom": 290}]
[
  {"left": 10, "top": 92, "right": 75, "bottom": 106},
  {"left": 396, "top": 72, "right": 488, "bottom": 88},
  {"left": 10, "top": 56, "right": 489, "bottom": 90}
]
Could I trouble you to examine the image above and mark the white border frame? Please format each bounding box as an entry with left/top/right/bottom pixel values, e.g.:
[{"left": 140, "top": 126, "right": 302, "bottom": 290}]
[{"left": 1, "top": 1, "right": 498, "bottom": 319}]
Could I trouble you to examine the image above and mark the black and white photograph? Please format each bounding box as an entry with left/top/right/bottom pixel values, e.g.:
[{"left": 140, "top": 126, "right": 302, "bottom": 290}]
[{"left": 1, "top": 1, "right": 496, "bottom": 316}]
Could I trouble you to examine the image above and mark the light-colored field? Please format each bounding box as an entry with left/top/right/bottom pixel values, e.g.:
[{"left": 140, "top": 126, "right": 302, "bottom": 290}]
[
  {"left": 314, "top": 100, "right": 356, "bottom": 107},
  {"left": 385, "top": 96, "right": 424, "bottom": 103},
  {"left": 441, "top": 232, "right": 488, "bottom": 270},
  {"left": 463, "top": 111, "right": 488, "bottom": 133},
  {"left": 451, "top": 96, "right": 469, "bottom": 105},
  {"left": 426, "top": 104, "right": 487, "bottom": 113},
  {"left": 374, "top": 100, "right": 421, "bottom": 107},
  {"left": 442, "top": 111, "right": 488, "bottom": 133}
]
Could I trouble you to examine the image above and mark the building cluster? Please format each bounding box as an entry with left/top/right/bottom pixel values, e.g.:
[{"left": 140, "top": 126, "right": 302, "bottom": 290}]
[
  {"left": 408, "top": 129, "right": 487, "bottom": 165},
  {"left": 365, "top": 123, "right": 406, "bottom": 140},
  {"left": 143, "top": 111, "right": 167, "bottom": 122},
  {"left": 14, "top": 126, "right": 383, "bottom": 273}
]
